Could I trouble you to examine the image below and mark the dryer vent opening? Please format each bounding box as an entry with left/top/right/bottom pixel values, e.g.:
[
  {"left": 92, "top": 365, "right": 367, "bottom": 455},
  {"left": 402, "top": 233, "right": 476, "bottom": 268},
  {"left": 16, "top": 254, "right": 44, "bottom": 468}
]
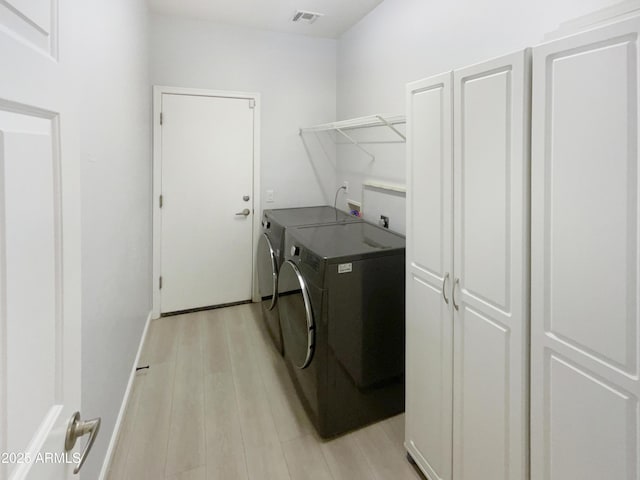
[{"left": 291, "top": 10, "right": 324, "bottom": 24}]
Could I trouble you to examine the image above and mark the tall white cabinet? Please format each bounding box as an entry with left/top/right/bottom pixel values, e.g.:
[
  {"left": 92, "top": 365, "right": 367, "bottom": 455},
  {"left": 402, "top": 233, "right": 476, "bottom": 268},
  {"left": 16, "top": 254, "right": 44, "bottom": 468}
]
[
  {"left": 530, "top": 17, "right": 640, "bottom": 480},
  {"left": 406, "top": 70, "right": 454, "bottom": 480},
  {"left": 406, "top": 50, "right": 531, "bottom": 480}
]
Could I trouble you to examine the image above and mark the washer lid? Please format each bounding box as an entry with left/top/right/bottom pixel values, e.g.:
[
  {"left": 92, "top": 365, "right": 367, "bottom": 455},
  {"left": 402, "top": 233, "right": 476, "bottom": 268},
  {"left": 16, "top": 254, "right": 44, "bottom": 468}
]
[
  {"left": 264, "top": 206, "right": 358, "bottom": 227},
  {"left": 278, "top": 260, "right": 315, "bottom": 369},
  {"left": 287, "top": 222, "right": 405, "bottom": 262}
]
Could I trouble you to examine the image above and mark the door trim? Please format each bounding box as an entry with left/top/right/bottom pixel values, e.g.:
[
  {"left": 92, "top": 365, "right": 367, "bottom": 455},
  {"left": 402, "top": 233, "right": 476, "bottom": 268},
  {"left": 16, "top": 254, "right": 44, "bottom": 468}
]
[{"left": 151, "top": 86, "right": 261, "bottom": 318}]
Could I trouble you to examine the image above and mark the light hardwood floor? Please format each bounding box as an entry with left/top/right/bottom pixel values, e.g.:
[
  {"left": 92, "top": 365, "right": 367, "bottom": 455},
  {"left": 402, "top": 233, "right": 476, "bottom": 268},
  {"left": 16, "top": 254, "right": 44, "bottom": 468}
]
[{"left": 107, "top": 303, "right": 424, "bottom": 480}]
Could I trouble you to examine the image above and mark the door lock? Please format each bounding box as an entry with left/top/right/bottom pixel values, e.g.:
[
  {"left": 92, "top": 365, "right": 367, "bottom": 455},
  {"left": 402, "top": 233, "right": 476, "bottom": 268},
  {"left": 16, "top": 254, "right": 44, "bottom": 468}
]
[
  {"left": 243, "top": 195, "right": 250, "bottom": 201},
  {"left": 65, "top": 411, "right": 101, "bottom": 474}
]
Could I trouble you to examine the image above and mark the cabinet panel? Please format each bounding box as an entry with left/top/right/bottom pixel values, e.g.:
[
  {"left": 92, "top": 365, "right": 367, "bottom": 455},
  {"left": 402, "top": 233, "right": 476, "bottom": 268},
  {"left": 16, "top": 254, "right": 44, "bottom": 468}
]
[
  {"left": 405, "top": 275, "right": 452, "bottom": 480},
  {"left": 1, "top": 115, "right": 58, "bottom": 464},
  {"left": 0, "top": 0, "right": 56, "bottom": 57},
  {"left": 459, "top": 68, "right": 511, "bottom": 311},
  {"left": 531, "top": 17, "right": 640, "bottom": 480},
  {"left": 546, "top": 38, "right": 637, "bottom": 373},
  {"left": 546, "top": 354, "right": 636, "bottom": 479},
  {"left": 406, "top": 72, "right": 453, "bottom": 480},
  {"left": 453, "top": 50, "right": 530, "bottom": 480},
  {"left": 458, "top": 308, "right": 508, "bottom": 480},
  {"left": 408, "top": 77, "right": 450, "bottom": 279}
]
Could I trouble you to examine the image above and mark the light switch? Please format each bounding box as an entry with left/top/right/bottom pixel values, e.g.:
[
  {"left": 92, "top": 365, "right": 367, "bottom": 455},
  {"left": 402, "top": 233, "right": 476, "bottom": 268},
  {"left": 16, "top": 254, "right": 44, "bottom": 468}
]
[{"left": 266, "top": 189, "right": 275, "bottom": 203}]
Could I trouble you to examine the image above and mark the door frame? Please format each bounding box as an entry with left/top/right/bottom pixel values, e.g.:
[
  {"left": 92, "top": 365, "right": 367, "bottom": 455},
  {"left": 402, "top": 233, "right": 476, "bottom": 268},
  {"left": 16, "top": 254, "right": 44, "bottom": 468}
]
[{"left": 151, "top": 85, "right": 261, "bottom": 318}]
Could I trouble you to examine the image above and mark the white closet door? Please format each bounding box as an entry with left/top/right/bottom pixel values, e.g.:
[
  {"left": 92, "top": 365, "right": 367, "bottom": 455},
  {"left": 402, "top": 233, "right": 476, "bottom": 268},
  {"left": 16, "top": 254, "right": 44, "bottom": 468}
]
[
  {"left": 405, "top": 72, "right": 454, "bottom": 480},
  {"left": 0, "top": 2, "right": 82, "bottom": 479},
  {"left": 160, "top": 93, "right": 255, "bottom": 313},
  {"left": 452, "top": 50, "right": 531, "bottom": 480},
  {"left": 531, "top": 18, "right": 640, "bottom": 480}
]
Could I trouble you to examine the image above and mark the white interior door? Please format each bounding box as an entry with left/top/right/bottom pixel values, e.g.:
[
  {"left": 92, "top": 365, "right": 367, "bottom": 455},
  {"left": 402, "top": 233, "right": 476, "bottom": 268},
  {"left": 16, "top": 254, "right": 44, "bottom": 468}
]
[
  {"left": 531, "top": 17, "right": 640, "bottom": 480},
  {"left": 405, "top": 71, "right": 454, "bottom": 480},
  {"left": 0, "top": 1, "right": 82, "bottom": 479},
  {"left": 160, "top": 93, "right": 255, "bottom": 313},
  {"left": 452, "top": 50, "right": 530, "bottom": 480}
]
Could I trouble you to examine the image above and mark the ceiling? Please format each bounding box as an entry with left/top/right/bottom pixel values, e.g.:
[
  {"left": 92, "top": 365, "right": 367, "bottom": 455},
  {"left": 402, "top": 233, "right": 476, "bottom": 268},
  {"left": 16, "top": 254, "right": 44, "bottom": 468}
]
[{"left": 147, "top": 0, "right": 384, "bottom": 38}]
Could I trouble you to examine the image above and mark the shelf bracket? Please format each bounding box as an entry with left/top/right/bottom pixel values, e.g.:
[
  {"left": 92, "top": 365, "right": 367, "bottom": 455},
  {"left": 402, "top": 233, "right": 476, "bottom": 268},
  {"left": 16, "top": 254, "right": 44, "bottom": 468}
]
[
  {"left": 335, "top": 128, "right": 375, "bottom": 161},
  {"left": 375, "top": 115, "right": 406, "bottom": 141}
]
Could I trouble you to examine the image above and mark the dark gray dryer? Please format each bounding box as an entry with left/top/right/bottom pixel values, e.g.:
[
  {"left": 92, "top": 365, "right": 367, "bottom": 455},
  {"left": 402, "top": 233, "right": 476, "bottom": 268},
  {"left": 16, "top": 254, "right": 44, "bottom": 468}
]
[
  {"left": 278, "top": 221, "right": 405, "bottom": 438},
  {"left": 256, "top": 206, "right": 360, "bottom": 354}
]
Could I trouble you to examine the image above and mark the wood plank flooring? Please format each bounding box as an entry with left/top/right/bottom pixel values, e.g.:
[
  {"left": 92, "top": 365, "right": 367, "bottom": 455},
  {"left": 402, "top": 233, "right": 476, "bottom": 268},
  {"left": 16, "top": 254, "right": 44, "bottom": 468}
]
[{"left": 107, "top": 303, "right": 424, "bottom": 480}]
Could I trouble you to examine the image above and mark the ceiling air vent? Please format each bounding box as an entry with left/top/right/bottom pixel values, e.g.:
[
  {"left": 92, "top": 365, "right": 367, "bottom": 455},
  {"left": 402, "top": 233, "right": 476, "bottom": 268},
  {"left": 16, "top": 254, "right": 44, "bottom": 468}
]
[{"left": 291, "top": 10, "right": 324, "bottom": 24}]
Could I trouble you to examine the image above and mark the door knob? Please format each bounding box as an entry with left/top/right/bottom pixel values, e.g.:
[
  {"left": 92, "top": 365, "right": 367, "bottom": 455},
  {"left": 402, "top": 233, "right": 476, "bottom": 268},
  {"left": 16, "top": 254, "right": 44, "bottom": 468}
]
[
  {"left": 235, "top": 208, "right": 251, "bottom": 216},
  {"left": 65, "top": 411, "right": 101, "bottom": 474}
]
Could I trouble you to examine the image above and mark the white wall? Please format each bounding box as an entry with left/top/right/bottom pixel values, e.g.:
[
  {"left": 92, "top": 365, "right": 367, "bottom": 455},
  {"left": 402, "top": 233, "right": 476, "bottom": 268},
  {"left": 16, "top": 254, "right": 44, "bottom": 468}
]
[
  {"left": 335, "top": 0, "right": 622, "bottom": 233},
  {"left": 149, "top": 13, "right": 338, "bottom": 211},
  {"left": 65, "top": 1, "right": 152, "bottom": 478}
]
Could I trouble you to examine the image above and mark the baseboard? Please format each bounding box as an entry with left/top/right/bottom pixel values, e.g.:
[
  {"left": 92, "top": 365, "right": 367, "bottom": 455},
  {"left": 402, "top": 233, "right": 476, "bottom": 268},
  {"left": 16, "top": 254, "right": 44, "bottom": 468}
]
[{"left": 98, "top": 310, "right": 154, "bottom": 480}]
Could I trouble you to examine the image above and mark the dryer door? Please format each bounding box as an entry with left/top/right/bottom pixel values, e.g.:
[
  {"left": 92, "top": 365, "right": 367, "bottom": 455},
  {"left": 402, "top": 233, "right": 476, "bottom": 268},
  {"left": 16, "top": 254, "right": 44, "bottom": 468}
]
[
  {"left": 257, "top": 233, "right": 279, "bottom": 311},
  {"left": 278, "top": 260, "right": 315, "bottom": 369}
]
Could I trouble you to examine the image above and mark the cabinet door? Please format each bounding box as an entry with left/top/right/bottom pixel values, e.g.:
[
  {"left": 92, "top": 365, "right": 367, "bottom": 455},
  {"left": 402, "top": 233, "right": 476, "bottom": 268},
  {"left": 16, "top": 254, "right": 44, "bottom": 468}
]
[
  {"left": 405, "top": 72, "right": 454, "bottom": 480},
  {"left": 531, "top": 18, "right": 640, "bottom": 480},
  {"left": 452, "top": 50, "right": 531, "bottom": 480}
]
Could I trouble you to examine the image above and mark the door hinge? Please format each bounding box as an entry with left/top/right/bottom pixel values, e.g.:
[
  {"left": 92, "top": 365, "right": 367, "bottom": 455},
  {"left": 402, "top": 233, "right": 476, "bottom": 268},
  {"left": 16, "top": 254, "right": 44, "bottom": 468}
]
[
  {"left": 160, "top": 112, "right": 163, "bottom": 125},
  {"left": 249, "top": 99, "right": 255, "bottom": 109},
  {"left": 159, "top": 276, "right": 163, "bottom": 290},
  {"left": 159, "top": 195, "right": 163, "bottom": 208}
]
